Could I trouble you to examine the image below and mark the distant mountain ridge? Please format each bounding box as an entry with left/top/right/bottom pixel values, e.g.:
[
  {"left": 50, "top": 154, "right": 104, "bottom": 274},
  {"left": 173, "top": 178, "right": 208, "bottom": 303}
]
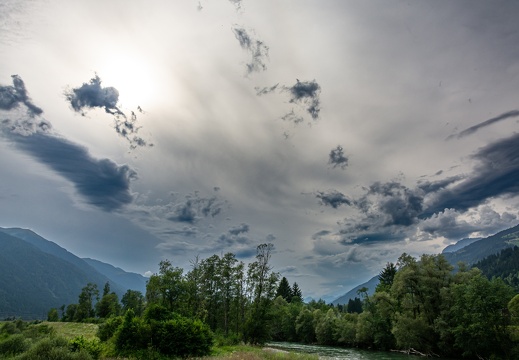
[
  {"left": 442, "top": 224, "right": 519, "bottom": 266},
  {"left": 332, "top": 223, "right": 519, "bottom": 305},
  {"left": 442, "top": 237, "right": 482, "bottom": 253},
  {"left": 332, "top": 275, "right": 379, "bottom": 306},
  {"left": 83, "top": 257, "right": 147, "bottom": 294},
  {"left": 0, "top": 227, "right": 148, "bottom": 319}
]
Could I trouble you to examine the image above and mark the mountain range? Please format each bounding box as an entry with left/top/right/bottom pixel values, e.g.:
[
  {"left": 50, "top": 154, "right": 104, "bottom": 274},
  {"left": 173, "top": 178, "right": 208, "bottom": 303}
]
[
  {"left": 0, "top": 227, "right": 147, "bottom": 320},
  {"left": 1, "top": 223, "right": 518, "bottom": 318},
  {"left": 332, "top": 223, "right": 519, "bottom": 305}
]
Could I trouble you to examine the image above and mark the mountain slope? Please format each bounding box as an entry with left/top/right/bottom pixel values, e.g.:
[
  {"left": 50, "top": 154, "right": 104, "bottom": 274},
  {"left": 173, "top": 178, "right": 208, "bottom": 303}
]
[
  {"left": 83, "top": 258, "right": 147, "bottom": 294},
  {"left": 442, "top": 237, "right": 482, "bottom": 253},
  {"left": 0, "top": 227, "right": 127, "bottom": 297},
  {"left": 332, "top": 275, "right": 379, "bottom": 306},
  {"left": 0, "top": 231, "right": 97, "bottom": 319},
  {"left": 443, "top": 224, "right": 519, "bottom": 266}
]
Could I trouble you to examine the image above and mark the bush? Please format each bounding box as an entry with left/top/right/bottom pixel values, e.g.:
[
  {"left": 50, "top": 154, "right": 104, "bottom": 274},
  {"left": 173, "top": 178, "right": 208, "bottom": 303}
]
[
  {"left": 16, "top": 337, "right": 93, "bottom": 360},
  {"left": 97, "top": 316, "right": 123, "bottom": 341},
  {"left": 155, "top": 316, "right": 213, "bottom": 358},
  {"left": 114, "top": 310, "right": 151, "bottom": 352},
  {"left": 0, "top": 334, "right": 29, "bottom": 356},
  {"left": 69, "top": 336, "right": 103, "bottom": 359}
]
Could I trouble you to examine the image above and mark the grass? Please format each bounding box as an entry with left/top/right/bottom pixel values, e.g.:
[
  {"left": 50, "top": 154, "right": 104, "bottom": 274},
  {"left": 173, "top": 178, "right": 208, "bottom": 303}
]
[{"left": 43, "top": 321, "right": 99, "bottom": 340}]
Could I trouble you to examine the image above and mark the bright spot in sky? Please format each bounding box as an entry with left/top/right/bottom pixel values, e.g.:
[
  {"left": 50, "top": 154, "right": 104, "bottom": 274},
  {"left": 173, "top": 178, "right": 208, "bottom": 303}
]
[{"left": 97, "top": 53, "right": 158, "bottom": 110}]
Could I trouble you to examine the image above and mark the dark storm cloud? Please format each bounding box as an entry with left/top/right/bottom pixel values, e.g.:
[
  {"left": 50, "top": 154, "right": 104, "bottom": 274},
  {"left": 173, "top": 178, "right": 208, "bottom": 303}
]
[
  {"left": 6, "top": 131, "right": 136, "bottom": 211},
  {"left": 283, "top": 79, "right": 321, "bottom": 120},
  {"left": 0, "top": 75, "right": 135, "bottom": 212},
  {"left": 447, "top": 110, "right": 519, "bottom": 140},
  {"left": 0, "top": 75, "right": 43, "bottom": 116},
  {"left": 328, "top": 145, "right": 348, "bottom": 169},
  {"left": 114, "top": 111, "right": 152, "bottom": 149},
  {"left": 65, "top": 75, "right": 151, "bottom": 149},
  {"left": 417, "top": 176, "right": 462, "bottom": 194},
  {"left": 232, "top": 26, "right": 269, "bottom": 74},
  {"left": 316, "top": 190, "right": 352, "bottom": 208},
  {"left": 425, "top": 132, "right": 519, "bottom": 215},
  {"left": 168, "top": 193, "right": 224, "bottom": 224},
  {"left": 363, "top": 181, "right": 423, "bottom": 227},
  {"left": 228, "top": 223, "right": 250, "bottom": 235},
  {"left": 339, "top": 231, "right": 403, "bottom": 245},
  {"left": 65, "top": 75, "right": 122, "bottom": 115}
]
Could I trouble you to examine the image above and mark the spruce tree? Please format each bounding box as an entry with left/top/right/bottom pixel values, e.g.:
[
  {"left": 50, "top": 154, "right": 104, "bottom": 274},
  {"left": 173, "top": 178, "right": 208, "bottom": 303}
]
[
  {"left": 291, "top": 282, "right": 303, "bottom": 303},
  {"left": 276, "top": 277, "right": 293, "bottom": 302}
]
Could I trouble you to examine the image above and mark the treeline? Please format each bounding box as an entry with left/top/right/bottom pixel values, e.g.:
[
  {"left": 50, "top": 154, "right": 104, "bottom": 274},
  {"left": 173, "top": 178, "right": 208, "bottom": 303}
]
[
  {"left": 46, "top": 246, "right": 519, "bottom": 359},
  {"left": 268, "top": 253, "right": 519, "bottom": 359},
  {"left": 474, "top": 246, "right": 519, "bottom": 290}
]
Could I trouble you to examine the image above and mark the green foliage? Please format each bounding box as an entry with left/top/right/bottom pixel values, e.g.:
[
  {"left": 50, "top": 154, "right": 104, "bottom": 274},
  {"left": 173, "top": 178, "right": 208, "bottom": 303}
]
[
  {"left": 473, "top": 246, "right": 519, "bottom": 289},
  {"left": 15, "top": 336, "right": 93, "bottom": 360},
  {"left": 154, "top": 316, "right": 213, "bottom": 357},
  {"left": 0, "top": 334, "right": 29, "bottom": 356},
  {"left": 346, "top": 297, "right": 362, "bottom": 314},
  {"left": 291, "top": 282, "right": 303, "bottom": 303},
  {"left": 295, "top": 308, "right": 315, "bottom": 344},
  {"left": 47, "top": 308, "right": 59, "bottom": 322},
  {"left": 95, "top": 292, "right": 120, "bottom": 319},
  {"left": 68, "top": 335, "right": 102, "bottom": 359},
  {"left": 376, "top": 262, "right": 397, "bottom": 292},
  {"left": 121, "top": 289, "right": 144, "bottom": 316},
  {"left": 276, "top": 277, "right": 293, "bottom": 302},
  {"left": 75, "top": 283, "right": 99, "bottom": 322},
  {"left": 96, "top": 316, "right": 123, "bottom": 341},
  {"left": 114, "top": 309, "right": 151, "bottom": 352},
  {"left": 314, "top": 308, "right": 339, "bottom": 345}
]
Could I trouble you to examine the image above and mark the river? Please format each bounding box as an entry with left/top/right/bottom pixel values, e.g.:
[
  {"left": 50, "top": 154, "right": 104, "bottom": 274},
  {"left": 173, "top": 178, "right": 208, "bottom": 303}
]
[{"left": 266, "top": 342, "right": 448, "bottom": 359}]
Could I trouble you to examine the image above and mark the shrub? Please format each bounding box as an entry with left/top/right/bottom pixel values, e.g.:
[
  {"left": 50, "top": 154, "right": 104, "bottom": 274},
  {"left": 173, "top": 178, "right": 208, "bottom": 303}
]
[
  {"left": 16, "top": 337, "right": 93, "bottom": 360},
  {"left": 154, "top": 316, "right": 213, "bottom": 358},
  {"left": 69, "top": 336, "right": 103, "bottom": 359},
  {"left": 0, "top": 334, "right": 29, "bottom": 356},
  {"left": 114, "top": 310, "right": 151, "bottom": 352},
  {"left": 97, "top": 316, "right": 123, "bottom": 341}
]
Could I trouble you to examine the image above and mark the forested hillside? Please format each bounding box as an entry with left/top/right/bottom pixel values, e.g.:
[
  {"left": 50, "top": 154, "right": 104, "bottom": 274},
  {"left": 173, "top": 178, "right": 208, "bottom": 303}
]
[
  {"left": 443, "top": 223, "right": 519, "bottom": 266},
  {"left": 0, "top": 231, "right": 95, "bottom": 319},
  {"left": 474, "top": 246, "right": 519, "bottom": 290},
  {"left": 0, "top": 228, "right": 145, "bottom": 319}
]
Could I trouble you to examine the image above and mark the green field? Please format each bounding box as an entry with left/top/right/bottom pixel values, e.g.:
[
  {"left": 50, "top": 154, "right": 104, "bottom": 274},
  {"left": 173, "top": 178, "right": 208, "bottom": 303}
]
[{"left": 43, "top": 322, "right": 99, "bottom": 340}]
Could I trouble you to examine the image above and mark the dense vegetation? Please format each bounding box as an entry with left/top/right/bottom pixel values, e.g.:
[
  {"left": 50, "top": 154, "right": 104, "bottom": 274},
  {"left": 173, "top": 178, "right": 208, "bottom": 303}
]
[
  {"left": 474, "top": 246, "right": 519, "bottom": 290},
  {"left": 3, "top": 243, "right": 519, "bottom": 359}
]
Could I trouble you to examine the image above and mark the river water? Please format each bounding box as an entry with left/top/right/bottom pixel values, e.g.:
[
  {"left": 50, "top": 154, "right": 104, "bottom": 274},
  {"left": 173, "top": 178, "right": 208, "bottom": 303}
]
[{"left": 266, "top": 342, "right": 445, "bottom": 360}]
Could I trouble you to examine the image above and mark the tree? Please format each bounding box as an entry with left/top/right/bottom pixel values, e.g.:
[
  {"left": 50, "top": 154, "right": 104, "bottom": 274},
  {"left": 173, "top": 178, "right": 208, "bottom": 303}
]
[
  {"left": 121, "top": 289, "right": 144, "bottom": 317},
  {"left": 291, "top": 282, "right": 303, "bottom": 303},
  {"left": 146, "top": 260, "right": 188, "bottom": 314},
  {"left": 244, "top": 243, "right": 280, "bottom": 344},
  {"left": 295, "top": 308, "right": 316, "bottom": 343},
  {"left": 376, "top": 262, "right": 397, "bottom": 292},
  {"left": 96, "top": 291, "right": 121, "bottom": 318},
  {"left": 443, "top": 274, "right": 514, "bottom": 358},
  {"left": 276, "top": 277, "right": 293, "bottom": 302},
  {"left": 47, "top": 308, "right": 59, "bottom": 322},
  {"left": 75, "top": 283, "right": 99, "bottom": 321},
  {"left": 346, "top": 297, "right": 362, "bottom": 314}
]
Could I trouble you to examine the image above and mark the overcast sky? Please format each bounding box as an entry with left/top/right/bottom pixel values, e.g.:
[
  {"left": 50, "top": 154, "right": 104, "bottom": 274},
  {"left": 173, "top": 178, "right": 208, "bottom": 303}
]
[{"left": 1, "top": 0, "right": 519, "bottom": 302}]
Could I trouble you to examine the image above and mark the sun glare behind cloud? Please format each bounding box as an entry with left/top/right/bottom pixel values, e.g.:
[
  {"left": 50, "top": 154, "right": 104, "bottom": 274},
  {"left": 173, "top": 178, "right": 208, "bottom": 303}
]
[{"left": 96, "top": 53, "right": 158, "bottom": 110}]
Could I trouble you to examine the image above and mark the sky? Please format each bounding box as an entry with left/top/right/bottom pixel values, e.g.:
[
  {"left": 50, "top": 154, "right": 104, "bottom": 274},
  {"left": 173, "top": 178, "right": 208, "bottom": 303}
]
[{"left": 1, "top": 0, "right": 519, "bottom": 302}]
